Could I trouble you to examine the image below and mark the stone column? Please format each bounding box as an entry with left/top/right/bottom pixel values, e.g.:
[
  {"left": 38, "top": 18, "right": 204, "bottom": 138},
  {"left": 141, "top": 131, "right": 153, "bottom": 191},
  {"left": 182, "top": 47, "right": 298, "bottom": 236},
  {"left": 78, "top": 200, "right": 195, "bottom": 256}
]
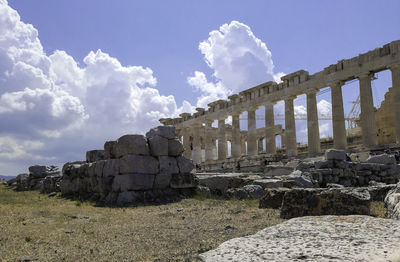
[
  {"left": 284, "top": 96, "right": 297, "bottom": 156},
  {"left": 306, "top": 90, "right": 321, "bottom": 155},
  {"left": 358, "top": 73, "right": 377, "bottom": 147},
  {"left": 218, "top": 118, "right": 227, "bottom": 160},
  {"left": 191, "top": 124, "right": 202, "bottom": 164},
  {"left": 240, "top": 137, "right": 246, "bottom": 155},
  {"left": 231, "top": 114, "right": 241, "bottom": 158},
  {"left": 212, "top": 138, "right": 217, "bottom": 160},
  {"left": 247, "top": 109, "right": 257, "bottom": 156},
  {"left": 390, "top": 64, "right": 400, "bottom": 144},
  {"left": 258, "top": 138, "right": 264, "bottom": 153},
  {"left": 182, "top": 127, "right": 192, "bottom": 158},
  {"left": 204, "top": 121, "right": 215, "bottom": 162},
  {"left": 265, "top": 103, "right": 276, "bottom": 154},
  {"left": 331, "top": 81, "right": 347, "bottom": 149}
]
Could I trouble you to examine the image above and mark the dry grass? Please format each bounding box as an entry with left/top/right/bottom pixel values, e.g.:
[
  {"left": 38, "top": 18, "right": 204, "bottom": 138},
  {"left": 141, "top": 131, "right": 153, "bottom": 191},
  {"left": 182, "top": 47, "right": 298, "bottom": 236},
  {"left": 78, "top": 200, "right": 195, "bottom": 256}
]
[
  {"left": 370, "top": 201, "right": 386, "bottom": 218},
  {"left": 0, "top": 185, "right": 284, "bottom": 261}
]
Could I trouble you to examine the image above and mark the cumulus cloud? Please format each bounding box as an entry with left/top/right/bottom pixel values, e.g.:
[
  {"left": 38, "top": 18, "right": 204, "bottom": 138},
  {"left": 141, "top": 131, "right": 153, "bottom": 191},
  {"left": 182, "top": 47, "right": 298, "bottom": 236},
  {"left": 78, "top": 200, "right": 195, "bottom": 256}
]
[
  {"left": 188, "top": 21, "right": 284, "bottom": 107},
  {"left": 0, "top": 0, "right": 193, "bottom": 175}
]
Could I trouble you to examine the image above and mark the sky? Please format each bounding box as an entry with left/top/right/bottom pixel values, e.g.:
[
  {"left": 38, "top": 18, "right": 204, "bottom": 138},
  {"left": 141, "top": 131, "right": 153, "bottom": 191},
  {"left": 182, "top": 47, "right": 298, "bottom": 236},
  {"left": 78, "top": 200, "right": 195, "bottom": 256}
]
[{"left": 1, "top": 0, "right": 399, "bottom": 175}]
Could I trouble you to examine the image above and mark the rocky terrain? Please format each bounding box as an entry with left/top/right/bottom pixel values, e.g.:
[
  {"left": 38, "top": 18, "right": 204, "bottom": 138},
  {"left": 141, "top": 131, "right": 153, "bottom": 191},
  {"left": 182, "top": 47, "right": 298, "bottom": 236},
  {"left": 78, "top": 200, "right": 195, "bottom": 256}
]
[
  {"left": 199, "top": 215, "right": 400, "bottom": 262},
  {"left": 3, "top": 125, "right": 400, "bottom": 261}
]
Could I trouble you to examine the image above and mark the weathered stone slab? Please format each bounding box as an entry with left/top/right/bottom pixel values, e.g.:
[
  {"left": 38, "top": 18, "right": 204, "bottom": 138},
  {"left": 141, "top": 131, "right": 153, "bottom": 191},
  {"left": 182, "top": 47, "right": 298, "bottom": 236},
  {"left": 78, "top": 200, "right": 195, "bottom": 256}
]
[
  {"left": 148, "top": 135, "right": 168, "bottom": 156},
  {"left": 114, "top": 135, "right": 149, "bottom": 158},
  {"left": 243, "top": 185, "right": 264, "bottom": 199},
  {"left": 199, "top": 216, "right": 400, "bottom": 262},
  {"left": 41, "top": 173, "right": 62, "bottom": 193},
  {"left": 367, "top": 184, "right": 396, "bottom": 201},
  {"left": 176, "top": 156, "right": 194, "bottom": 173},
  {"left": 168, "top": 138, "right": 184, "bottom": 156},
  {"left": 112, "top": 173, "right": 155, "bottom": 191},
  {"left": 104, "top": 141, "right": 117, "bottom": 159},
  {"left": 367, "top": 153, "right": 396, "bottom": 165},
  {"left": 282, "top": 170, "right": 315, "bottom": 188},
  {"left": 280, "top": 188, "right": 370, "bottom": 219},
  {"left": 119, "top": 154, "right": 159, "bottom": 174},
  {"left": 153, "top": 173, "right": 172, "bottom": 189},
  {"left": 197, "top": 173, "right": 250, "bottom": 193},
  {"left": 226, "top": 187, "right": 248, "bottom": 199},
  {"left": 103, "top": 159, "right": 119, "bottom": 177},
  {"left": 94, "top": 160, "right": 105, "bottom": 177},
  {"left": 263, "top": 165, "right": 293, "bottom": 177},
  {"left": 28, "top": 165, "right": 47, "bottom": 178},
  {"left": 159, "top": 156, "right": 179, "bottom": 175},
  {"left": 384, "top": 183, "right": 400, "bottom": 220},
  {"left": 146, "top": 125, "right": 176, "bottom": 139},
  {"left": 86, "top": 150, "right": 106, "bottom": 163},
  {"left": 259, "top": 188, "right": 290, "bottom": 209},
  {"left": 170, "top": 173, "right": 198, "bottom": 188},
  {"left": 325, "top": 149, "right": 346, "bottom": 161},
  {"left": 252, "top": 179, "right": 283, "bottom": 189}
]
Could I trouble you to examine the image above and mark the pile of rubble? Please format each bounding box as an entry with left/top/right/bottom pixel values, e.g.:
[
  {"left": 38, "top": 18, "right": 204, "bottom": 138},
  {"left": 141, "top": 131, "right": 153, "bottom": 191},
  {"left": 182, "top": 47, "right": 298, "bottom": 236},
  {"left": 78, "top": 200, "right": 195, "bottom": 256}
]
[
  {"left": 6, "top": 165, "right": 61, "bottom": 193},
  {"left": 296, "top": 149, "right": 399, "bottom": 187},
  {"left": 60, "top": 126, "right": 197, "bottom": 205}
]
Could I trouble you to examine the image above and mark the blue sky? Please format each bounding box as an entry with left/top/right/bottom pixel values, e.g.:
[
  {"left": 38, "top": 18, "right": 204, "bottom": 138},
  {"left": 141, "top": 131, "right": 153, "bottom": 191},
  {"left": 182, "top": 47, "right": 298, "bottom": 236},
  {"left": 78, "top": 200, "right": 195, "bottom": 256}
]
[
  {"left": 1, "top": 0, "right": 400, "bottom": 175},
  {"left": 9, "top": 0, "right": 400, "bottom": 104}
]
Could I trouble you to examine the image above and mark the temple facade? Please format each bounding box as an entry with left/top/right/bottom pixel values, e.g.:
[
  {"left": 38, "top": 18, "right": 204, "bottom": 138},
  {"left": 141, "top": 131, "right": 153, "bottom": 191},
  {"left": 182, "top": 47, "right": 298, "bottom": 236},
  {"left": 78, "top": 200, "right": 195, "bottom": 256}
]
[{"left": 160, "top": 40, "right": 400, "bottom": 164}]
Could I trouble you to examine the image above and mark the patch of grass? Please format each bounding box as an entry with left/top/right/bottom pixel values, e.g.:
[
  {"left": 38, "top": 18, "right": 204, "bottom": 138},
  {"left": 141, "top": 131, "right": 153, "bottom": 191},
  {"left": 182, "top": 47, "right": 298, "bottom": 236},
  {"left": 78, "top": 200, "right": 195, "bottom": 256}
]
[
  {"left": 370, "top": 201, "right": 386, "bottom": 218},
  {"left": 0, "top": 184, "right": 284, "bottom": 261}
]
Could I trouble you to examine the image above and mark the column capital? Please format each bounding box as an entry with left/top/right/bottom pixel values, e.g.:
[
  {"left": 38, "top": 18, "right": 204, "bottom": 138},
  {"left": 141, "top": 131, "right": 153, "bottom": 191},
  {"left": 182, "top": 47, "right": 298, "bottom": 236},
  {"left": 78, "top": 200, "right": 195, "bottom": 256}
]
[
  {"left": 231, "top": 111, "right": 242, "bottom": 117},
  {"left": 328, "top": 80, "right": 345, "bottom": 88},
  {"left": 355, "top": 72, "right": 374, "bottom": 79},
  {"left": 248, "top": 105, "right": 259, "bottom": 112},
  {"left": 264, "top": 101, "right": 276, "bottom": 107},
  {"left": 282, "top": 95, "right": 296, "bottom": 101},
  {"left": 305, "top": 88, "right": 319, "bottom": 95}
]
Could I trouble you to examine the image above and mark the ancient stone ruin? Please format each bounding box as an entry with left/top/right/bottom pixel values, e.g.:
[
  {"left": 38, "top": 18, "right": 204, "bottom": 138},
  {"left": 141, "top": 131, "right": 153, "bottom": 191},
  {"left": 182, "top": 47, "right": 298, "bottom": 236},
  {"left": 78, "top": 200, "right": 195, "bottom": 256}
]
[
  {"left": 60, "top": 126, "right": 198, "bottom": 205},
  {"left": 7, "top": 165, "right": 61, "bottom": 193},
  {"left": 160, "top": 40, "right": 400, "bottom": 172}
]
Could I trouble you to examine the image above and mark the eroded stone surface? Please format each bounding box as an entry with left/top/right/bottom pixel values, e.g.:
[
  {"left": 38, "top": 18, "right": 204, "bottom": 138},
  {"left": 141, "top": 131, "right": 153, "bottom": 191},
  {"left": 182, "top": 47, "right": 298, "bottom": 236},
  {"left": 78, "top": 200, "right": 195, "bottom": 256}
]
[
  {"left": 280, "top": 188, "right": 370, "bottom": 219},
  {"left": 200, "top": 215, "right": 400, "bottom": 262},
  {"left": 146, "top": 125, "right": 176, "bottom": 139},
  {"left": 119, "top": 154, "right": 159, "bottom": 174},
  {"left": 114, "top": 134, "right": 149, "bottom": 157}
]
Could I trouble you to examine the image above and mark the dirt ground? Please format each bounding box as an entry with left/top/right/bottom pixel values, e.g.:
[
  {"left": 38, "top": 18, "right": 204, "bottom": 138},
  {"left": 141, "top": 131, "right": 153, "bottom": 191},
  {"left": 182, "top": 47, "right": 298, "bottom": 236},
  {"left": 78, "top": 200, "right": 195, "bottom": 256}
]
[{"left": 0, "top": 185, "right": 285, "bottom": 261}]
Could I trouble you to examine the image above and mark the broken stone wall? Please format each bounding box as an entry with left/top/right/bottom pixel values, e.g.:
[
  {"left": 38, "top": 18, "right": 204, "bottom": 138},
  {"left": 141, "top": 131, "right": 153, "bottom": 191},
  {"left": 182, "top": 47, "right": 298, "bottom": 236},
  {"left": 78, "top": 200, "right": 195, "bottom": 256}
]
[{"left": 60, "top": 126, "right": 197, "bottom": 205}]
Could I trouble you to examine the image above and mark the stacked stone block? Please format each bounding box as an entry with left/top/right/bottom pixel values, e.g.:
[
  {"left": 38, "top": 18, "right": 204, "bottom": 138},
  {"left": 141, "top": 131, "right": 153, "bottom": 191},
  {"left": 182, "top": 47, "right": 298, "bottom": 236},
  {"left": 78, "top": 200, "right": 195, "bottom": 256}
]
[
  {"left": 10, "top": 165, "right": 61, "bottom": 192},
  {"left": 296, "top": 149, "right": 400, "bottom": 187},
  {"left": 60, "top": 126, "right": 197, "bottom": 205}
]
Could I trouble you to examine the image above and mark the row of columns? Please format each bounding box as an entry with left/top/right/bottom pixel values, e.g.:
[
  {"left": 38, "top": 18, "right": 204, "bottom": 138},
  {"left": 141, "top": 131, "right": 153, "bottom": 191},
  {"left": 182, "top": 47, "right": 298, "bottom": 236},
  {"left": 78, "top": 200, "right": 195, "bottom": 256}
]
[{"left": 183, "top": 65, "right": 400, "bottom": 163}]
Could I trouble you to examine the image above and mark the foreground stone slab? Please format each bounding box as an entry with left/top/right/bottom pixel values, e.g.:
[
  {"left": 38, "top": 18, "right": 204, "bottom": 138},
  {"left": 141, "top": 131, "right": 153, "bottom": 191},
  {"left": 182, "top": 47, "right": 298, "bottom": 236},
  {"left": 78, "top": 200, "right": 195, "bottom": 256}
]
[
  {"left": 385, "top": 182, "right": 400, "bottom": 219},
  {"left": 200, "top": 216, "right": 400, "bottom": 262},
  {"left": 280, "top": 188, "right": 370, "bottom": 219}
]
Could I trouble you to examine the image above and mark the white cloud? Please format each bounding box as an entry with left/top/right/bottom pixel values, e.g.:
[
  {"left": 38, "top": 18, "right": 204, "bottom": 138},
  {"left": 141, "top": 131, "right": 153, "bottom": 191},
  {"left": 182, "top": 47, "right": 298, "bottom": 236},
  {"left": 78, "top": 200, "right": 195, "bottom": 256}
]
[
  {"left": 188, "top": 21, "right": 285, "bottom": 107},
  {"left": 187, "top": 71, "right": 230, "bottom": 108},
  {"left": 0, "top": 0, "right": 194, "bottom": 175}
]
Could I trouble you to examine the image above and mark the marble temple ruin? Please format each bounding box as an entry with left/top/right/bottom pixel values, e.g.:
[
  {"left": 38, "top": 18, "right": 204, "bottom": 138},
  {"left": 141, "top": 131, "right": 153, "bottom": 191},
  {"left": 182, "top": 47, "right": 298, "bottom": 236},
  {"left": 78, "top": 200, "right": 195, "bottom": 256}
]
[{"left": 159, "top": 40, "right": 400, "bottom": 165}]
